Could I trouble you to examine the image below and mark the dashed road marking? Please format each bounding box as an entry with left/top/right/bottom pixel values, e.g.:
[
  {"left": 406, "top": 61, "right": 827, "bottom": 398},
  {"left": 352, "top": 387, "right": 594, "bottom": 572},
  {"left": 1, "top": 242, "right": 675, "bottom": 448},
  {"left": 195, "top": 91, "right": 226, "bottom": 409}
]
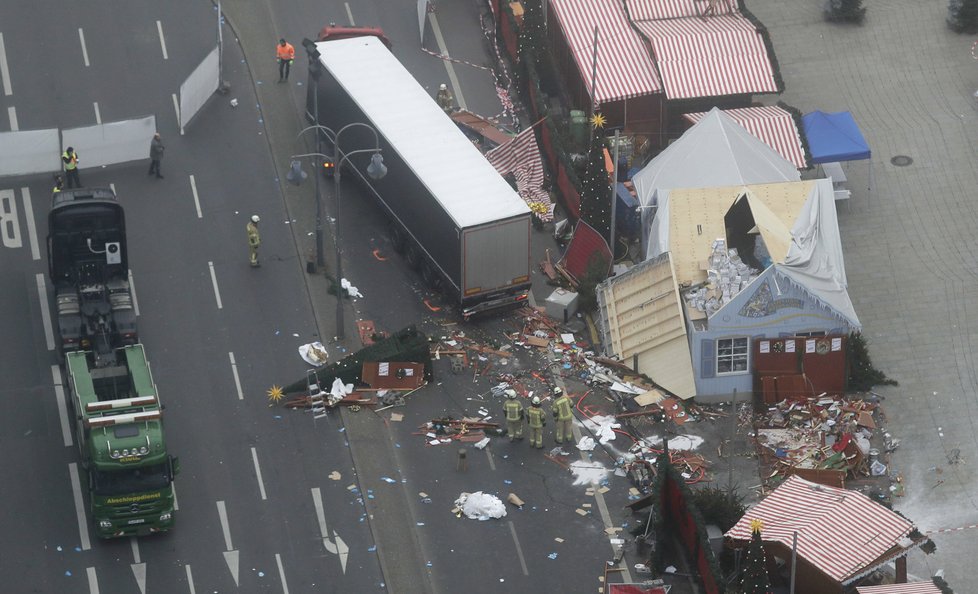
[
  {"left": 21, "top": 187, "right": 39, "bottom": 260},
  {"left": 208, "top": 261, "right": 222, "bottom": 309},
  {"left": 229, "top": 352, "right": 243, "bottom": 400},
  {"left": 275, "top": 553, "right": 290, "bottom": 594},
  {"left": 156, "top": 21, "right": 169, "bottom": 60},
  {"left": 36, "top": 274, "right": 54, "bottom": 350},
  {"left": 0, "top": 32, "right": 12, "bottom": 95},
  {"left": 251, "top": 447, "right": 268, "bottom": 500},
  {"left": 87, "top": 567, "right": 98, "bottom": 593},
  {"left": 69, "top": 463, "right": 91, "bottom": 550},
  {"left": 189, "top": 175, "right": 202, "bottom": 218},
  {"left": 51, "top": 364, "right": 72, "bottom": 447},
  {"left": 78, "top": 28, "right": 90, "bottom": 67}
]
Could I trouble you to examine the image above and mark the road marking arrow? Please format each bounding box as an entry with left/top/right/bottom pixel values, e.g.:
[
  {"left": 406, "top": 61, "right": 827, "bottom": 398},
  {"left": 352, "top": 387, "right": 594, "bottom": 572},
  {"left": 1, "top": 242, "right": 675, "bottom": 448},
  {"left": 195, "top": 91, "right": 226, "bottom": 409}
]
[
  {"left": 130, "top": 537, "right": 146, "bottom": 594},
  {"left": 311, "top": 488, "right": 349, "bottom": 574},
  {"left": 216, "top": 501, "right": 239, "bottom": 586}
]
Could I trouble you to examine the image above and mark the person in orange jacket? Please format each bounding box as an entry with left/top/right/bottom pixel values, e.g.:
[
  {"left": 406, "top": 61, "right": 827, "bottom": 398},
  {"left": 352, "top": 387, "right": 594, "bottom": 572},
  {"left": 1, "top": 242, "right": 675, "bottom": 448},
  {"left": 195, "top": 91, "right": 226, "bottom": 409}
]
[{"left": 276, "top": 38, "right": 295, "bottom": 82}]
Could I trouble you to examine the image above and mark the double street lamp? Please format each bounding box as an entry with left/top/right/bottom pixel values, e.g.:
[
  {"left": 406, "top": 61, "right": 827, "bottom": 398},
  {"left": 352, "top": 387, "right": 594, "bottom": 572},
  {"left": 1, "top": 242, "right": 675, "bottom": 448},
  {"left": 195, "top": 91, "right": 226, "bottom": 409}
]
[{"left": 289, "top": 124, "right": 386, "bottom": 341}]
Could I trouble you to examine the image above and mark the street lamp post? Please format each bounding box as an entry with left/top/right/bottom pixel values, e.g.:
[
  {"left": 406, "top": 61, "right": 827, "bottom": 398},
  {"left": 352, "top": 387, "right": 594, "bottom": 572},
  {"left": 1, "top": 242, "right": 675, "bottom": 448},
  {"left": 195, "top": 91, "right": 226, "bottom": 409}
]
[{"left": 289, "top": 123, "right": 386, "bottom": 341}]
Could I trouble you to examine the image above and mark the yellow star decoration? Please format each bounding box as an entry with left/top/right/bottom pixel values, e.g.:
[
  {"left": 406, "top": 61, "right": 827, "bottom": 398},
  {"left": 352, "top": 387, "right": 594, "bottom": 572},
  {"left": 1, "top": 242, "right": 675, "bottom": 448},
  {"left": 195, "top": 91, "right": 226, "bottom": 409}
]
[
  {"left": 267, "top": 385, "right": 284, "bottom": 404},
  {"left": 750, "top": 518, "right": 764, "bottom": 533},
  {"left": 590, "top": 112, "right": 607, "bottom": 128}
]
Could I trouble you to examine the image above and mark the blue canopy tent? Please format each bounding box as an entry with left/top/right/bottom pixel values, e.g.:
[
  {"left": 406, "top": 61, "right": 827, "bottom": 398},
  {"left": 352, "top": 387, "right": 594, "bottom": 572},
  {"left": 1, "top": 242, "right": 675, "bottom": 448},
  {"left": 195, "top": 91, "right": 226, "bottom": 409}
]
[{"left": 802, "top": 110, "right": 873, "bottom": 202}]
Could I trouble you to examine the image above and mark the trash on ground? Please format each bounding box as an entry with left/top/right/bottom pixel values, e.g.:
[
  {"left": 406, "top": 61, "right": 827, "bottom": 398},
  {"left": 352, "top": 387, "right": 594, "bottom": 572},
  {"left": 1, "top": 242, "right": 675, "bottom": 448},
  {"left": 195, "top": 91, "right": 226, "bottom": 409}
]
[{"left": 453, "top": 492, "right": 507, "bottom": 520}]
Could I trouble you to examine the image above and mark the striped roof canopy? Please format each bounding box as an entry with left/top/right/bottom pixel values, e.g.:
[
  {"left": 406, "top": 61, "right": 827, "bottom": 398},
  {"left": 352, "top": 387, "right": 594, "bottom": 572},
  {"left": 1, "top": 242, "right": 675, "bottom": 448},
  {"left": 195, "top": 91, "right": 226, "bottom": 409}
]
[
  {"left": 856, "top": 583, "right": 943, "bottom": 594},
  {"left": 684, "top": 106, "right": 808, "bottom": 168},
  {"left": 726, "top": 475, "right": 915, "bottom": 584},
  {"left": 626, "top": 0, "right": 780, "bottom": 100},
  {"left": 549, "top": 0, "right": 662, "bottom": 104}
]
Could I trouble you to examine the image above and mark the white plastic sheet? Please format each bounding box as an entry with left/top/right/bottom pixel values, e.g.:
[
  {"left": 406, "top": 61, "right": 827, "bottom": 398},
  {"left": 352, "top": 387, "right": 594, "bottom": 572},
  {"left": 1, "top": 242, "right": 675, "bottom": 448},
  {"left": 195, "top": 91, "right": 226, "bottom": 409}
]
[
  {"left": 179, "top": 45, "right": 220, "bottom": 132},
  {"left": 455, "top": 492, "right": 507, "bottom": 520},
  {"left": 0, "top": 129, "right": 61, "bottom": 176},
  {"left": 62, "top": 116, "right": 157, "bottom": 169}
]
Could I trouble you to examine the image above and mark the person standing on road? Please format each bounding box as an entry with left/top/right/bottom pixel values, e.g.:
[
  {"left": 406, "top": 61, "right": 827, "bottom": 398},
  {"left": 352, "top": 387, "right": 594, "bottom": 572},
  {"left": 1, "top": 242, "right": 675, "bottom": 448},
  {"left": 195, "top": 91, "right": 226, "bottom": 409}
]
[
  {"left": 551, "top": 386, "right": 574, "bottom": 445},
  {"left": 62, "top": 147, "right": 81, "bottom": 188},
  {"left": 503, "top": 389, "right": 524, "bottom": 442},
  {"left": 276, "top": 38, "right": 295, "bottom": 82},
  {"left": 247, "top": 215, "right": 261, "bottom": 267},
  {"left": 527, "top": 397, "right": 546, "bottom": 449},
  {"left": 148, "top": 132, "right": 165, "bottom": 178},
  {"left": 436, "top": 83, "right": 454, "bottom": 113}
]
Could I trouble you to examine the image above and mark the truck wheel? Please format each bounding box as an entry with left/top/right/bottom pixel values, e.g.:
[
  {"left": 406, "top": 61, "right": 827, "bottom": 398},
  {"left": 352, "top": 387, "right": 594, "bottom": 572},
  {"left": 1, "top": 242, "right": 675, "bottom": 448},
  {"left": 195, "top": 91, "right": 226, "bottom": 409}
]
[
  {"left": 421, "top": 262, "right": 443, "bottom": 292},
  {"left": 388, "top": 222, "right": 406, "bottom": 253},
  {"left": 405, "top": 245, "right": 422, "bottom": 270}
]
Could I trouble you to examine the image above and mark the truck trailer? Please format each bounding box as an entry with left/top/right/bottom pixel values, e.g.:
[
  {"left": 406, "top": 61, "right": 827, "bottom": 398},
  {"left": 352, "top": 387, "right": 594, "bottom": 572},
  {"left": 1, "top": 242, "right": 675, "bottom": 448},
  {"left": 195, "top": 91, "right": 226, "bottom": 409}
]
[
  {"left": 66, "top": 344, "right": 178, "bottom": 538},
  {"left": 307, "top": 30, "right": 532, "bottom": 319},
  {"left": 47, "top": 188, "right": 137, "bottom": 363}
]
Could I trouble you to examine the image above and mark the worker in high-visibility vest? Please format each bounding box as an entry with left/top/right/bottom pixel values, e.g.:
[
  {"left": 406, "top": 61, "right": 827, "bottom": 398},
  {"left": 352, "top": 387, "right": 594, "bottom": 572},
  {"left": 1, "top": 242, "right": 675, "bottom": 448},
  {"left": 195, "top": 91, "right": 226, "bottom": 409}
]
[
  {"left": 503, "top": 389, "right": 524, "bottom": 442},
  {"left": 276, "top": 38, "right": 295, "bottom": 82},
  {"left": 436, "top": 83, "right": 454, "bottom": 113},
  {"left": 551, "top": 386, "right": 574, "bottom": 445},
  {"left": 53, "top": 176, "right": 64, "bottom": 194},
  {"left": 527, "top": 397, "right": 546, "bottom": 449},
  {"left": 62, "top": 147, "right": 81, "bottom": 188},
  {"left": 246, "top": 215, "right": 261, "bottom": 267}
]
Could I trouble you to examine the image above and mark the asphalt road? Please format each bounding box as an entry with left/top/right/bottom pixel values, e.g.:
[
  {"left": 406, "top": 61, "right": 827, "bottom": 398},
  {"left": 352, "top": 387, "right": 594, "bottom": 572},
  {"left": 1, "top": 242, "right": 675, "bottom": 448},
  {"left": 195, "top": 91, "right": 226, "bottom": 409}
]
[{"left": 0, "top": 1, "right": 384, "bottom": 592}]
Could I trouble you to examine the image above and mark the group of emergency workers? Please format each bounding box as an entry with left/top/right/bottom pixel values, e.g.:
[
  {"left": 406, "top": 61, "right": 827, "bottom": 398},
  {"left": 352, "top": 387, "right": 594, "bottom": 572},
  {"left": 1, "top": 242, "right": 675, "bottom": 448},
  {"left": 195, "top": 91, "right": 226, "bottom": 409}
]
[{"left": 503, "top": 386, "right": 574, "bottom": 449}]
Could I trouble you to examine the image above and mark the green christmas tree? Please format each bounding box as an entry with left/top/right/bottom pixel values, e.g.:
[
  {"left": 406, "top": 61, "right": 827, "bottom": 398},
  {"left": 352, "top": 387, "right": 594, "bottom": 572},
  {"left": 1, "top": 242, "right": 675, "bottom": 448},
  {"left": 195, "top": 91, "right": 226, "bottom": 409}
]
[
  {"left": 578, "top": 114, "right": 612, "bottom": 243},
  {"left": 518, "top": 0, "right": 546, "bottom": 60},
  {"left": 948, "top": 0, "right": 978, "bottom": 33},
  {"left": 740, "top": 519, "right": 772, "bottom": 594},
  {"left": 824, "top": 0, "right": 866, "bottom": 23}
]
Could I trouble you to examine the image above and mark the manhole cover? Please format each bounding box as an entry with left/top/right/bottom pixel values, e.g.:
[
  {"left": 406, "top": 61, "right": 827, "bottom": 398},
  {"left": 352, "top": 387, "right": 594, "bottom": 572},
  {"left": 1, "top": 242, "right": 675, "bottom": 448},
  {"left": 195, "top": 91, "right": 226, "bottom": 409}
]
[{"left": 890, "top": 155, "right": 913, "bottom": 167}]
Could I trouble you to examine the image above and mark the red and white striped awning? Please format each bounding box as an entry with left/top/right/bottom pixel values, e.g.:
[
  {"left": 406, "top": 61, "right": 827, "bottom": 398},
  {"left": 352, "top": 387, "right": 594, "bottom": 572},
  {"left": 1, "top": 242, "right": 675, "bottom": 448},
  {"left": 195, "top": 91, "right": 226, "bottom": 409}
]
[
  {"left": 549, "top": 0, "right": 662, "bottom": 104},
  {"left": 856, "top": 583, "right": 943, "bottom": 594},
  {"left": 725, "top": 476, "right": 915, "bottom": 584},
  {"left": 684, "top": 106, "right": 807, "bottom": 168},
  {"left": 626, "top": 0, "right": 779, "bottom": 100}
]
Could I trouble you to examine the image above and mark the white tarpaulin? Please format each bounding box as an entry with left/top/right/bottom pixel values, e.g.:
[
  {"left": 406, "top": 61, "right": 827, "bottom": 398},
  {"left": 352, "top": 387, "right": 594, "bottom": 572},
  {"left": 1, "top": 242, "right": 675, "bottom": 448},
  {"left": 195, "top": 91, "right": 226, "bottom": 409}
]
[
  {"left": 454, "top": 492, "right": 507, "bottom": 520},
  {"left": 61, "top": 116, "right": 157, "bottom": 170},
  {"left": 0, "top": 128, "right": 61, "bottom": 176},
  {"left": 180, "top": 45, "right": 220, "bottom": 132}
]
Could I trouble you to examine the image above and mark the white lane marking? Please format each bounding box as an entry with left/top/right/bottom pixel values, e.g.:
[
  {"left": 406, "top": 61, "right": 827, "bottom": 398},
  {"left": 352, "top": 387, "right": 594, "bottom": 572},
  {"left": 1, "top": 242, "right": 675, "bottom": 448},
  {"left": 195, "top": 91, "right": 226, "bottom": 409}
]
[
  {"left": 128, "top": 269, "right": 140, "bottom": 316},
  {"left": 208, "top": 261, "right": 222, "bottom": 309},
  {"left": 78, "top": 28, "right": 91, "bottom": 67},
  {"left": 228, "top": 352, "right": 243, "bottom": 400},
  {"left": 185, "top": 565, "right": 196, "bottom": 594},
  {"left": 69, "top": 463, "right": 91, "bottom": 550},
  {"left": 51, "top": 364, "right": 73, "bottom": 447},
  {"left": 216, "top": 501, "right": 240, "bottom": 586},
  {"left": 156, "top": 21, "right": 169, "bottom": 60},
  {"left": 216, "top": 500, "right": 234, "bottom": 550},
  {"left": 36, "top": 274, "right": 55, "bottom": 351},
  {"left": 344, "top": 3, "right": 355, "bottom": 25},
  {"left": 109, "top": 183, "right": 116, "bottom": 195},
  {"left": 0, "top": 32, "right": 12, "bottom": 95},
  {"left": 173, "top": 93, "right": 182, "bottom": 135},
  {"left": 251, "top": 447, "right": 268, "bottom": 500},
  {"left": 485, "top": 448, "right": 496, "bottom": 471},
  {"left": 130, "top": 537, "right": 141, "bottom": 563},
  {"left": 189, "top": 174, "right": 202, "bottom": 218},
  {"left": 508, "top": 521, "right": 529, "bottom": 575},
  {"left": 130, "top": 537, "right": 147, "bottom": 594},
  {"left": 87, "top": 567, "right": 99, "bottom": 593},
  {"left": 7, "top": 106, "right": 17, "bottom": 130},
  {"left": 275, "top": 553, "right": 290, "bottom": 594},
  {"left": 428, "top": 14, "right": 466, "bottom": 110},
  {"left": 21, "top": 187, "right": 39, "bottom": 260},
  {"left": 93, "top": 102, "right": 101, "bottom": 124},
  {"left": 172, "top": 481, "right": 179, "bottom": 510},
  {"left": 311, "top": 487, "right": 349, "bottom": 573}
]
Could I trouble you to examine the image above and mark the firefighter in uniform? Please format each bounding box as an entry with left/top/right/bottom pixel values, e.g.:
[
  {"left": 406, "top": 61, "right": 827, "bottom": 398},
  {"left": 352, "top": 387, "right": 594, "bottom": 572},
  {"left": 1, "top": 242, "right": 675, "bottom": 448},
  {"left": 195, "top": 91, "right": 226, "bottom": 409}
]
[
  {"left": 503, "top": 389, "right": 524, "bottom": 442},
  {"left": 552, "top": 386, "right": 574, "bottom": 444},
  {"left": 527, "top": 396, "right": 546, "bottom": 449},
  {"left": 247, "top": 215, "right": 261, "bottom": 267},
  {"left": 436, "top": 83, "right": 454, "bottom": 113}
]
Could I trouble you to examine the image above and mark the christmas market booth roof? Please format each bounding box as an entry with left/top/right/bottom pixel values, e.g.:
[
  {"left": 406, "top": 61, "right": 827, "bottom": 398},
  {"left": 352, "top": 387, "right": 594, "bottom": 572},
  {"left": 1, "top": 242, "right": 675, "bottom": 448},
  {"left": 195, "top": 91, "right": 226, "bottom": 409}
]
[
  {"left": 726, "top": 475, "right": 918, "bottom": 585},
  {"left": 683, "top": 105, "right": 808, "bottom": 169},
  {"left": 633, "top": 108, "right": 799, "bottom": 215},
  {"left": 855, "top": 582, "right": 943, "bottom": 594},
  {"left": 625, "top": 0, "right": 782, "bottom": 100},
  {"left": 646, "top": 178, "right": 860, "bottom": 328},
  {"left": 548, "top": 0, "right": 663, "bottom": 104}
]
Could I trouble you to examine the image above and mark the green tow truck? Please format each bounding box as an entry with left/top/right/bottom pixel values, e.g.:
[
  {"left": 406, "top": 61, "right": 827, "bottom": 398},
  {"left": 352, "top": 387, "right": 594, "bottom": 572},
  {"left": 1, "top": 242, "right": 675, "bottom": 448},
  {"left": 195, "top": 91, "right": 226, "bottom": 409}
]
[{"left": 65, "top": 344, "right": 178, "bottom": 538}]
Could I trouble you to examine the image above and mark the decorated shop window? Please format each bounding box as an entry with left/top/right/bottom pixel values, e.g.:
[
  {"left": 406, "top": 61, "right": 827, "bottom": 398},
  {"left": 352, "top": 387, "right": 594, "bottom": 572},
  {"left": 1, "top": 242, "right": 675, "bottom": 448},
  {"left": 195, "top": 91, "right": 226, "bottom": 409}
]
[{"left": 717, "top": 337, "right": 749, "bottom": 374}]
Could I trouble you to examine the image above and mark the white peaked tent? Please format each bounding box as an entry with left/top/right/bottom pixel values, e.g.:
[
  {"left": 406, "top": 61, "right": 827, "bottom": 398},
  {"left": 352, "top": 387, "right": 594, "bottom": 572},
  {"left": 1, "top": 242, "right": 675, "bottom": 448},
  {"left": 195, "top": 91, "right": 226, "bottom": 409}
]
[{"left": 634, "top": 107, "right": 800, "bottom": 256}]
